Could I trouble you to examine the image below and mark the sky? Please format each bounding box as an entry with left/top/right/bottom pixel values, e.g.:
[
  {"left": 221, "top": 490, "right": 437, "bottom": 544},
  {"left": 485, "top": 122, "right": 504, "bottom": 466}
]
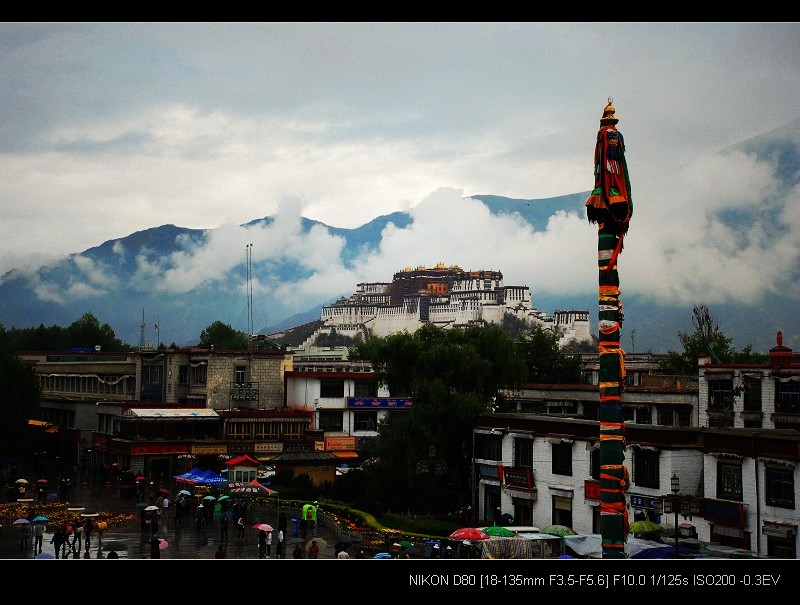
[{"left": 1, "top": 23, "right": 799, "bottom": 346}]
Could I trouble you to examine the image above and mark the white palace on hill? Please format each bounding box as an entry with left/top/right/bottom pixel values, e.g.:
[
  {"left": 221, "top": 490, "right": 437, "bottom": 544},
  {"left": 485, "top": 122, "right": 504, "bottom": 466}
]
[{"left": 295, "top": 264, "right": 592, "bottom": 356}]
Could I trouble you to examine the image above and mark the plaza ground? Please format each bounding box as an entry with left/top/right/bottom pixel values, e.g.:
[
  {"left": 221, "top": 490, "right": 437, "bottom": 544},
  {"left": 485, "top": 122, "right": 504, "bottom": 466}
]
[{"left": 0, "top": 482, "right": 345, "bottom": 560}]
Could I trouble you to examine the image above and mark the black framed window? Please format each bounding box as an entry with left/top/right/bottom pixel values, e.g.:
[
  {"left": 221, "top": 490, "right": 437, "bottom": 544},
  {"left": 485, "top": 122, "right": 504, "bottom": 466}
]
[
  {"left": 765, "top": 466, "right": 795, "bottom": 509},
  {"left": 318, "top": 410, "right": 343, "bottom": 431},
  {"left": 353, "top": 411, "right": 378, "bottom": 432},
  {"left": 590, "top": 447, "right": 600, "bottom": 480},
  {"left": 191, "top": 363, "right": 207, "bottom": 385},
  {"left": 632, "top": 448, "right": 659, "bottom": 488},
  {"left": 716, "top": 461, "right": 743, "bottom": 501},
  {"left": 353, "top": 379, "right": 375, "bottom": 397},
  {"left": 708, "top": 378, "right": 734, "bottom": 410},
  {"left": 142, "top": 365, "right": 162, "bottom": 383},
  {"left": 514, "top": 437, "right": 533, "bottom": 469},
  {"left": 476, "top": 434, "right": 502, "bottom": 461},
  {"left": 178, "top": 365, "right": 188, "bottom": 385},
  {"left": 320, "top": 379, "right": 344, "bottom": 398},
  {"left": 775, "top": 380, "right": 800, "bottom": 412},
  {"left": 742, "top": 377, "right": 762, "bottom": 411},
  {"left": 552, "top": 441, "right": 572, "bottom": 476},
  {"left": 234, "top": 365, "right": 246, "bottom": 385}
]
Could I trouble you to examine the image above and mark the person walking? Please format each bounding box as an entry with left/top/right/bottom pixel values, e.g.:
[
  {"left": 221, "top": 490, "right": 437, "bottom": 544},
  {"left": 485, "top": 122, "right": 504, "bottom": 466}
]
[
  {"left": 161, "top": 495, "right": 171, "bottom": 523},
  {"left": 150, "top": 509, "right": 159, "bottom": 536},
  {"left": 236, "top": 516, "right": 245, "bottom": 541},
  {"left": 33, "top": 521, "right": 45, "bottom": 554},
  {"left": 308, "top": 539, "right": 320, "bottom": 559},
  {"left": 61, "top": 522, "right": 72, "bottom": 558},
  {"left": 149, "top": 534, "right": 161, "bottom": 559},
  {"left": 292, "top": 543, "right": 303, "bottom": 559},
  {"left": 19, "top": 522, "right": 30, "bottom": 552},
  {"left": 258, "top": 529, "right": 267, "bottom": 559},
  {"left": 50, "top": 526, "right": 66, "bottom": 559},
  {"left": 275, "top": 528, "right": 284, "bottom": 558},
  {"left": 265, "top": 529, "right": 272, "bottom": 558},
  {"left": 214, "top": 544, "right": 227, "bottom": 559},
  {"left": 220, "top": 513, "right": 229, "bottom": 542},
  {"left": 70, "top": 520, "right": 82, "bottom": 554},
  {"left": 83, "top": 517, "right": 94, "bottom": 550}
]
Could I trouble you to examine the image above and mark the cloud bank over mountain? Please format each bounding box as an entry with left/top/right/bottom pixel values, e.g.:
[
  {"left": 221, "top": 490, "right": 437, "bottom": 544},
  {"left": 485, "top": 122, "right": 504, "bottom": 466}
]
[{"left": 2, "top": 117, "right": 798, "bottom": 355}]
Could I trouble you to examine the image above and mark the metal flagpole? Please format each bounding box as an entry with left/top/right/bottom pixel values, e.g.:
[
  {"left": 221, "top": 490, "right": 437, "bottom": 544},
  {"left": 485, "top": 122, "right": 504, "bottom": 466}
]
[{"left": 585, "top": 100, "right": 633, "bottom": 558}]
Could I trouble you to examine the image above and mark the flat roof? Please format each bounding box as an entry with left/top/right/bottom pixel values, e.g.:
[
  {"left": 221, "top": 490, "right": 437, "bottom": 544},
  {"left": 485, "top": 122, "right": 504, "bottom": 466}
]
[{"left": 121, "top": 408, "right": 219, "bottom": 419}]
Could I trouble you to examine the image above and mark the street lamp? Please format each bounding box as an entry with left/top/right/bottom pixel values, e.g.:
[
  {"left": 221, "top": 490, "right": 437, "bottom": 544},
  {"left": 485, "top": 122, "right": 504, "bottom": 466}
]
[
  {"left": 471, "top": 430, "right": 477, "bottom": 522},
  {"left": 656, "top": 473, "right": 701, "bottom": 558}
]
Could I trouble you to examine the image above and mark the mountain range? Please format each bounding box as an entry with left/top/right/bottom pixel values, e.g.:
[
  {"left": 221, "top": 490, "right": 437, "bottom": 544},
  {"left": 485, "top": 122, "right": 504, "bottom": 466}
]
[{"left": 1, "top": 119, "right": 798, "bottom": 355}]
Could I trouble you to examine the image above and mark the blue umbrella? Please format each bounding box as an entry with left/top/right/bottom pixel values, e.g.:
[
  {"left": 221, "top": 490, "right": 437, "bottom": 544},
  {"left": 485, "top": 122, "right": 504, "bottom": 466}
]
[
  {"left": 32, "top": 516, "right": 49, "bottom": 523},
  {"left": 373, "top": 552, "right": 393, "bottom": 559},
  {"left": 35, "top": 552, "right": 56, "bottom": 559}
]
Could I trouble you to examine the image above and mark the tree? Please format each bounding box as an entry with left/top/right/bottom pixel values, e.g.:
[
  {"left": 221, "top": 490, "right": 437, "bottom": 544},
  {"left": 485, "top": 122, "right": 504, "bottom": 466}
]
[
  {"left": 198, "top": 321, "right": 249, "bottom": 349},
  {"left": 659, "top": 304, "right": 767, "bottom": 374},
  {"left": 349, "top": 323, "right": 527, "bottom": 512},
  {"left": 66, "top": 312, "right": 130, "bottom": 352},
  {"left": 1, "top": 313, "right": 130, "bottom": 352},
  {"left": 0, "top": 330, "right": 41, "bottom": 467},
  {"left": 517, "top": 324, "right": 582, "bottom": 384}
]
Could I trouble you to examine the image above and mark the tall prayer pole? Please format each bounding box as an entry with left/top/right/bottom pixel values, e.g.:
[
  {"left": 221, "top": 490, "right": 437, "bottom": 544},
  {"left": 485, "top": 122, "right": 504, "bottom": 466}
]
[{"left": 585, "top": 100, "right": 633, "bottom": 558}]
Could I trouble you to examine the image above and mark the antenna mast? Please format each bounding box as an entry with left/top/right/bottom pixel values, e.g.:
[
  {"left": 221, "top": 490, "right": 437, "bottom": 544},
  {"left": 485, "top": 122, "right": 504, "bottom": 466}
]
[
  {"left": 247, "top": 243, "right": 254, "bottom": 338},
  {"left": 140, "top": 309, "right": 146, "bottom": 348}
]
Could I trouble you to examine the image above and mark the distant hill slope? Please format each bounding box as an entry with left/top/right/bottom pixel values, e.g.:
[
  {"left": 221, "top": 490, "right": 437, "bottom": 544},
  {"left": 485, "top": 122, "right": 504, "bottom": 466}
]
[{"left": 1, "top": 119, "right": 798, "bottom": 354}]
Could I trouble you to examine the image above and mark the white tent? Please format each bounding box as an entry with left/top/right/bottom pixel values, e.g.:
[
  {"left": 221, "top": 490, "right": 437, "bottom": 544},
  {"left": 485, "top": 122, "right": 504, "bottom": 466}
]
[{"left": 563, "top": 533, "right": 678, "bottom": 559}]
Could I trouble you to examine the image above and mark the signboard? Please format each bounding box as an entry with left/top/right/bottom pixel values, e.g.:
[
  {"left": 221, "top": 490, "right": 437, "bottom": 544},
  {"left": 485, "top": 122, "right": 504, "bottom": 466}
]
[
  {"left": 500, "top": 466, "right": 533, "bottom": 489},
  {"left": 132, "top": 443, "right": 193, "bottom": 455},
  {"left": 324, "top": 435, "right": 357, "bottom": 451},
  {"left": 703, "top": 499, "right": 744, "bottom": 525},
  {"left": 584, "top": 479, "right": 601, "bottom": 501},
  {"left": 347, "top": 397, "right": 413, "bottom": 409},
  {"left": 228, "top": 443, "right": 253, "bottom": 454},
  {"left": 629, "top": 493, "right": 659, "bottom": 511},
  {"left": 190, "top": 444, "right": 228, "bottom": 455},
  {"left": 254, "top": 442, "right": 284, "bottom": 453}
]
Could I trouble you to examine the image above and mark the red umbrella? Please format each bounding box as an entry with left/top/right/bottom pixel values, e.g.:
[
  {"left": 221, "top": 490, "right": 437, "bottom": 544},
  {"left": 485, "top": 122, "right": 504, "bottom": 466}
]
[
  {"left": 36, "top": 478, "right": 48, "bottom": 485},
  {"left": 253, "top": 523, "right": 273, "bottom": 532},
  {"left": 135, "top": 476, "right": 147, "bottom": 482},
  {"left": 158, "top": 488, "right": 170, "bottom": 496},
  {"left": 448, "top": 527, "right": 491, "bottom": 541}
]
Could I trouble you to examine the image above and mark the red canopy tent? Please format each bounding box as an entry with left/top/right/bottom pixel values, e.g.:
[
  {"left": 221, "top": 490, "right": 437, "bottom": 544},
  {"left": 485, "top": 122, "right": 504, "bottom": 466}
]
[{"left": 225, "top": 454, "right": 260, "bottom": 467}]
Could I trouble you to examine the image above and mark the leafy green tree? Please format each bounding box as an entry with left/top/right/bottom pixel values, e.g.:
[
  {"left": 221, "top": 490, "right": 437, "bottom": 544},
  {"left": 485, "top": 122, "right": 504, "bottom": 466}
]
[
  {"left": 518, "top": 324, "right": 582, "bottom": 383},
  {"left": 198, "top": 321, "right": 249, "bottom": 349},
  {"left": 66, "top": 312, "right": 130, "bottom": 352},
  {"left": 0, "top": 331, "right": 41, "bottom": 467},
  {"left": 659, "top": 304, "right": 767, "bottom": 374},
  {"left": 349, "top": 323, "right": 527, "bottom": 513},
  {"left": 1, "top": 313, "right": 130, "bottom": 351}
]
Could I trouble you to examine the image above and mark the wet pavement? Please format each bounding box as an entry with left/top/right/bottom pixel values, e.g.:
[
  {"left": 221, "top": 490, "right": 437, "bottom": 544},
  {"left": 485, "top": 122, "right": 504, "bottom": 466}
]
[{"left": 0, "top": 482, "right": 346, "bottom": 560}]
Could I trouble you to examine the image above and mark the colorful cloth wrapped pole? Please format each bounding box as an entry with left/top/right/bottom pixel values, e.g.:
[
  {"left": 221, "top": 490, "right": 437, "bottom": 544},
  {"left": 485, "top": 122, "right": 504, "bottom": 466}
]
[{"left": 585, "top": 99, "right": 633, "bottom": 559}]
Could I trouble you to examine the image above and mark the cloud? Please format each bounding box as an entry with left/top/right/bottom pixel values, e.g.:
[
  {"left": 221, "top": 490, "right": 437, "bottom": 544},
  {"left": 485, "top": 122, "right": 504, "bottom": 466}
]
[{"left": 1, "top": 23, "right": 798, "bottom": 352}]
